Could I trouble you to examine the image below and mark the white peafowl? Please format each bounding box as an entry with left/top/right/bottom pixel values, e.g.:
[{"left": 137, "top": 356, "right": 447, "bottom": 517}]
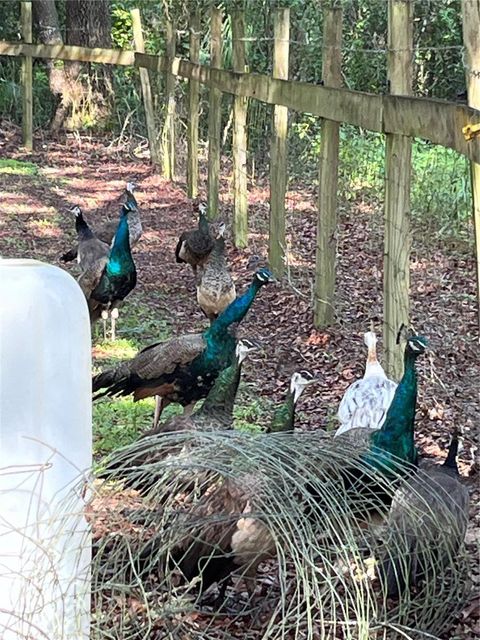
[{"left": 335, "top": 330, "right": 397, "bottom": 437}]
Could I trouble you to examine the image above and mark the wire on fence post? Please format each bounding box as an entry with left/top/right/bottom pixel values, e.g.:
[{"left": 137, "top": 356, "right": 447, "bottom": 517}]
[
  {"left": 131, "top": 8, "right": 160, "bottom": 170},
  {"left": 269, "top": 7, "right": 290, "bottom": 278},
  {"left": 383, "top": 0, "right": 414, "bottom": 379},
  {"left": 207, "top": 7, "right": 223, "bottom": 220},
  {"left": 21, "top": 1, "right": 33, "bottom": 150},
  {"left": 314, "top": 5, "right": 342, "bottom": 328}
]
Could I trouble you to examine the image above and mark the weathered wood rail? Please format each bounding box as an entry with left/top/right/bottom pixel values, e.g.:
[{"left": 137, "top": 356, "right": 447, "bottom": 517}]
[{"left": 1, "top": 41, "right": 479, "bottom": 162}]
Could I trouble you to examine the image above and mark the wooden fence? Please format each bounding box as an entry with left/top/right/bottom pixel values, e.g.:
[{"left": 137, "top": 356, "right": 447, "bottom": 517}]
[{"left": 1, "top": 1, "right": 479, "bottom": 377}]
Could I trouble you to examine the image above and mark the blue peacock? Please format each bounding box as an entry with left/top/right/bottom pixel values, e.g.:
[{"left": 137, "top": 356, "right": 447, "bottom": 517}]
[
  {"left": 326, "top": 332, "right": 429, "bottom": 516},
  {"left": 92, "top": 268, "right": 274, "bottom": 427},
  {"left": 77, "top": 201, "right": 137, "bottom": 339}
]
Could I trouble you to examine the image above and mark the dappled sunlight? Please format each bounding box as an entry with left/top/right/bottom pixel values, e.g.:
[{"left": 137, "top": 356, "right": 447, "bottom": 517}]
[
  {"left": 92, "top": 338, "right": 138, "bottom": 362},
  {"left": 27, "top": 218, "right": 63, "bottom": 239}
]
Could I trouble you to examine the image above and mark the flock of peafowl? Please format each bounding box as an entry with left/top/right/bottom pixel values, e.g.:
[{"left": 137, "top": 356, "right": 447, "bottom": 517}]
[{"left": 60, "top": 183, "right": 471, "bottom": 631}]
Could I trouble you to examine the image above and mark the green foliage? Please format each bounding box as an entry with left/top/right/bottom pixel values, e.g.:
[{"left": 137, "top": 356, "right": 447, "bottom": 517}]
[
  {"left": 93, "top": 397, "right": 183, "bottom": 456},
  {"left": 111, "top": 6, "right": 133, "bottom": 50},
  {"left": 0, "top": 158, "right": 38, "bottom": 176},
  {"left": 288, "top": 118, "right": 471, "bottom": 241},
  {"left": 233, "top": 386, "right": 274, "bottom": 432},
  {"left": 411, "top": 141, "right": 471, "bottom": 237}
]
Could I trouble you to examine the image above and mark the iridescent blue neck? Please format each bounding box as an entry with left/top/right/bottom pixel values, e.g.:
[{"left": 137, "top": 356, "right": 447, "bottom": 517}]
[
  {"left": 208, "top": 279, "right": 261, "bottom": 336},
  {"left": 107, "top": 213, "right": 132, "bottom": 276},
  {"left": 370, "top": 350, "right": 417, "bottom": 454},
  {"left": 199, "top": 211, "right": 209, "bottom": 232},
  {"left": 126, "top": 191, "right": 137, "bottom": 208}
]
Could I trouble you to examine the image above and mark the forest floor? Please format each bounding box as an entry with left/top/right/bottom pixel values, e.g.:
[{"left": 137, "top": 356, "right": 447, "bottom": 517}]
[{"left": 0, "top": 120, "right": 479, "bottom": 638}]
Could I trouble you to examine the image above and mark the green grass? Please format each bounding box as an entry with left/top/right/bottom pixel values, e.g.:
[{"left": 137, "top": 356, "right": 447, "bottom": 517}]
[
  {"left": 91, "top": 293, "right": 175, "bottom": 456},
  {"left": 114, "top": 295, "right": 171, "bottom": 346},
  {"left": 93, "top": 397, "right": 183, "bottom": 457},
  {"left": 0, "top": 158, "right": 38, "bottom": 176}
]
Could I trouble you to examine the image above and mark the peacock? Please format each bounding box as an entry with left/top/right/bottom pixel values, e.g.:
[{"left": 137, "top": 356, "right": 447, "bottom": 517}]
[
  {"left": 147, "top": 338, "right": 258, "bottom": 436},
  {"left": 175, "top": 200, "right": 215, "bottom": 273},
  {"left": 268, "top": 371, "right": 316, "bottom": 433},
  {"left": 196, "top": 222, "right": 236, "bottom": 321},
  {"left": 308, "top": 333, "right": 429, "bottom": 522},
  {"left": 92, "top": 269, "right": 274, "bottom": 427},
  {"left": 61, "top": 182, "right": 142, "bottom": 263},
  {"left": 99, "top": 339, "right": 258, "bottom": 493},
  {"left": 335, "top": 330, "right": 397, "bottom": 437},
  {"left": 165, "top": 370, "right": 316, "bottom": 603},
  {"left": 79, "top": 201, "right": 137, "bottom": 340},
  {"left": 380, "top": 429, "right": 470, "bottom": 598}
]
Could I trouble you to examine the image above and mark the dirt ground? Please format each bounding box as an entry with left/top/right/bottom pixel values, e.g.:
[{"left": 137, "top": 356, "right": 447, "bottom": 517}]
[{"left": 0, "top": 121, "right": 478, "bottom": 637}]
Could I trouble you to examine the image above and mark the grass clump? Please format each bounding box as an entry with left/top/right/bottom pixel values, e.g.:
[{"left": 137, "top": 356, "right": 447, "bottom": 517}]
[
  {"left": 93, "top": 397, "right": 183, "bottom": 457},
  {"left": 0, "top": 158, "right": 38, "bottom": 176}
]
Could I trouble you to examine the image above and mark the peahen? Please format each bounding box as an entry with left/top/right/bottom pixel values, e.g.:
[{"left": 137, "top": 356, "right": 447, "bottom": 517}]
[
  {"left": 196, "top": 222, "right": 236, "bottom": 321},
  {"left": 79, "top": 201, "right": 137, "bottom": 340},
  {"left": 335, "top": 331, "right": 397, "bottom": 437},
  {"left": 92, "top": 269, "right": 274, "bottom": 427},
  {"left": 69, "top": 205, "right": 110, "bottom": 275},
  {"left": 380, "top": 430, "right": 470, "bottom": 598},
  {"left": 175, "top": 201, "right": 215, "bottom": 273},
  {"left": 166, "top": 370, "right": 316, "bottom": 602},
  {"left": 61, "top": 182, "right": 142, "bottom": 263}
]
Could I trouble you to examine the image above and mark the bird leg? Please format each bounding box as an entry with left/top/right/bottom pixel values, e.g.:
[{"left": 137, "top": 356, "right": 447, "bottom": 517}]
[
  {"left": 101, "top": 310, "right": 108, "bottom": 341},
  {"left": 110, "top": 307, "right": 119, "bottom": 341},
  {"left": 182, "top": 402, "right": 196, "bottom": 417},
  {"left": 153, "top": 396, "right": 164, "bottom": 429}
]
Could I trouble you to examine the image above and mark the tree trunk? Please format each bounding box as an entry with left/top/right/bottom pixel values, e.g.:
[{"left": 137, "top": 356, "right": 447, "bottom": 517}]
[
  {"left": 32, "top": 0, "right": 67, "bottom": 129},
  {"left": 65, "top": 0, "right": 113, "bottom": 129}
]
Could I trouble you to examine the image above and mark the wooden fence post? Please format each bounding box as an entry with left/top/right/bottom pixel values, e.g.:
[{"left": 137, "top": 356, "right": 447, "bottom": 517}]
[
  {"left": 231, "top": 9, "right": 248, "bottom": 248},
  {"left": 461, "top": 0, "right": 480, "bottom": 338},
  {"left": 187, "top": 10, "right": 201, "bottom": 198},
  {"left": 21, "top": 1, "right": 32, "bottom": 150},
  {"left": 207, "top": 7, "right": 223, "bottom": 219},
  {"left": 269, "top": 7, "right": 290, "bottom": 278},
  {"left": 131, "top": 8, "right": 160, "bottom": 169},
  {"left": 383, "top": 0, "right": 413, "bottom": 379},
  {"left": 313, "top": 6, "right": 342, "bottom": 327},
  {"left": 162, "top": 19, "right": 176, "bottom": 181}
]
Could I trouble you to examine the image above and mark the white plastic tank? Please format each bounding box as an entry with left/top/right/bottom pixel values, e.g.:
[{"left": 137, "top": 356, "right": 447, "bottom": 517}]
[{"left": 0, "top": 259, "right": 92, "bottom": 639}]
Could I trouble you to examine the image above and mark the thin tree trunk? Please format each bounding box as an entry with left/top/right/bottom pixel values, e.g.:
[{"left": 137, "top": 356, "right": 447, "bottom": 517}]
[
  {"left": 32, "top": 0, "right": 67, "bottom": 130},
  {"left": 65, "top": 0, "right": 113, "bottom": 128}
]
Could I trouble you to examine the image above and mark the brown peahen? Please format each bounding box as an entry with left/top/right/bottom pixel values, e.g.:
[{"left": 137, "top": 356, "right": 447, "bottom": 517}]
[
  {"left": 380, "top": 429, "right": 470, "bottom": 598},
  {"left": 175, "top": 200, "right": 215, "bottom": 273},
  {"left": 92, "top": 269, "right": 274, "bottom": 427},
  {"left": 196, "top": 222, "right": 236, "bottom": 321},
  {"left": 165, "top": 370, "right": 316, "bottom": 602}
]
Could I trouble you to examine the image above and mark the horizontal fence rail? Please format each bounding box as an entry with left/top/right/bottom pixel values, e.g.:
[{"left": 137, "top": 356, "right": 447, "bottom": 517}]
[{"left": 1, "top": 41, "right": 480, "bottom": 163}]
